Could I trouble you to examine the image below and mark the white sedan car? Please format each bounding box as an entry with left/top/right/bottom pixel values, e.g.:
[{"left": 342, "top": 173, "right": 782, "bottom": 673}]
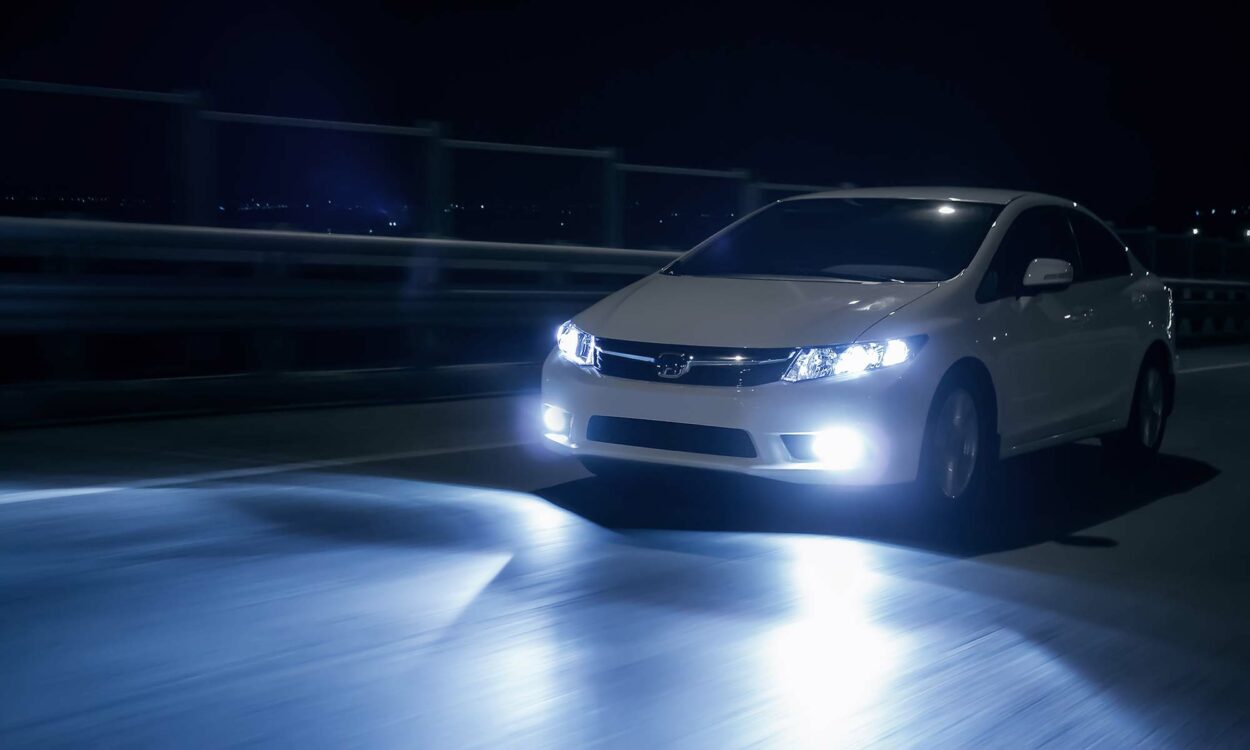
[{"left": 541, "top": 187, "right": 1175, "bottom": 503}]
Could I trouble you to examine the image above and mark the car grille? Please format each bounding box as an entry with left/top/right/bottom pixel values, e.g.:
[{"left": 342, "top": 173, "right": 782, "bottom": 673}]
[
  {"left": 594, "top": 337, "right": 796, "bottom": 387},
  {"left": 585, "top": 416, "right": 757, "bottom": 458}
]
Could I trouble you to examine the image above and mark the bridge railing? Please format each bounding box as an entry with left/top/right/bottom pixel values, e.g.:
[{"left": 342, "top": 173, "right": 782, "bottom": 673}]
[
  {"left": 1, "top": 216, "right": 1246, "bottom": 425},
  {"left": 0, "top": 78, "right": 842, "bottom": 250}
]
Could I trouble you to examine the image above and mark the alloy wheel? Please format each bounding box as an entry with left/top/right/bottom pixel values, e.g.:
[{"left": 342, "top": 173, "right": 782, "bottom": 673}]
[{"left": 932, "top": 388, "right": 980, "bottom": 500}]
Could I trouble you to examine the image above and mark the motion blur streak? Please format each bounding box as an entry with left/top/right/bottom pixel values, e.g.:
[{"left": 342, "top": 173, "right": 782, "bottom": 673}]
[
  {"left": 2, "top": 346, "right": 1250, "bottom": 746},
  {"left": 0, "top": 440, "right": 523, "bottom": 505}
]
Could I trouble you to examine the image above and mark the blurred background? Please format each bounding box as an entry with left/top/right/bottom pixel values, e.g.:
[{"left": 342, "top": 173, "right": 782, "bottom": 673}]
[{"left": 0, "top": 1, "right": 1248, "bottom": 424}]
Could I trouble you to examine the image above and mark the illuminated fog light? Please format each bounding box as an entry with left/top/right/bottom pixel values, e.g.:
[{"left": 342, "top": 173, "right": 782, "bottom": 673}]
[
  {"left": 810, "top": 427, "right": 865, "bottom": 470},
  {"left": 542, "top": 404, "right": 571, "bottom": 436}
]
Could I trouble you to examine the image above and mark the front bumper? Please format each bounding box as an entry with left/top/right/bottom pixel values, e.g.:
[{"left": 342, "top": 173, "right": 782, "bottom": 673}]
[{"left": 540, "top": 351, "right": 937, "bottom": 485}]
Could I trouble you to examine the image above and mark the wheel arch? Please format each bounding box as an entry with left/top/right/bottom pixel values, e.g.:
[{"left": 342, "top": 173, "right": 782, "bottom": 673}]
[{"left": 933, "top": 357, "right": 1001, "bottom": 459}]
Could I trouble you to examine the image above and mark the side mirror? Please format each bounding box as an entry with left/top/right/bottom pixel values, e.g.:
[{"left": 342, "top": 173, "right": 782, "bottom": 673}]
[{"left": 1021, "top": 257, "right": 1074, "bottom": 290}]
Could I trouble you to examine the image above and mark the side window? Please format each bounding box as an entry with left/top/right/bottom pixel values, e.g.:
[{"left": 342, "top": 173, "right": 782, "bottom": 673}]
[
  {"left": 1068, "top": 211, "right": 1131, "bottom": 280},
  {"left": 977, "top": 207, "right": 1079, "bottom": 301}
]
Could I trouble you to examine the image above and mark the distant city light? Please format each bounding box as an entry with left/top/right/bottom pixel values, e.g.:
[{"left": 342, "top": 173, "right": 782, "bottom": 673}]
[{"left": 1192, "top": 228, "right": 1200, "bottom": 235}]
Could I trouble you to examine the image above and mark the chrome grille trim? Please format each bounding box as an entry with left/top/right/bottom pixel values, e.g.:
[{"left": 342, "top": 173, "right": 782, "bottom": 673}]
[
  {"left": 595, "top": 347, "right": 794, "bottom": 368},
  {"left": 591, "top": 337, "right": 797, "bottom": 386}
]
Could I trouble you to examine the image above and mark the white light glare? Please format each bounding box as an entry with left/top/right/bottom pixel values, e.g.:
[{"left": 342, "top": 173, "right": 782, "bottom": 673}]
[
  {"left": 882, "top": 339, "right": 910, "bottom": 366},
  {"left": 811, "top": 427, "right": 865, "bottom": 470},
  {"left": 834, "top": 344, "right": 879, "bottom": 375},
  {"left": 556, "top": 321, "right": 595, "bottom": 366},
  {"left": 543, "top": 404, "right": 570, "bottom": 435},
  {"left": 1192, "top": 228, "right": 1200, "bottom": 235},
  {"left": 937, "top": 205, "right": 956, "bottom": 215},
  {"left": 783, "top": 338, "right": 917, "bottom": 382}
]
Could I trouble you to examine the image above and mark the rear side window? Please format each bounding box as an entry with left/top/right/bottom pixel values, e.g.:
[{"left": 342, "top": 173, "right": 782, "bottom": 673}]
[
  {"left": 1068, "top": 211, "right": 1131, "bottom": 279},
  {"left": 977, "top": 206, "right": 1079, "bottom": 301}
]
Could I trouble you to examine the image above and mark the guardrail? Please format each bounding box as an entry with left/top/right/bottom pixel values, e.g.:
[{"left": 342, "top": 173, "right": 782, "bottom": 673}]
[
  {"left": 0, "top": 216, "right": 679, "bottom": 424},
  {"left": 1, "top": 78, "right": 843, "bottom": 248},
  {"left": 1163, "top": 278, "right": 1250, "bottom": 340},
  {"left": 0, "top": 216, "right": 1246, "bottom": 425}
]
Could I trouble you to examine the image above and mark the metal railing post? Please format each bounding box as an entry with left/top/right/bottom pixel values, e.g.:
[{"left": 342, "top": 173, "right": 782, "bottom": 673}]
[
  {"left": 1145, "top": 228, "right": 1158, "bottom": 272},
  {"left": 176, "top": 91, "right": 211, "bottom": 225},
  {"left": 736, "top": 169, "right": 756, "bottom": 217},
  {"left": 602, "top": 148, "right": 622, "bottom": 247},
  {"left": 426, "top": 122, "right": 449, "bottom": 237}
]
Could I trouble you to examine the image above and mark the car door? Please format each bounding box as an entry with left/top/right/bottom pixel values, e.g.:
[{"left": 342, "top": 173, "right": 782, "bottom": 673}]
[
  {"left": 975, "top": 205, "right": 1091, "bottom": 449},
  {"left": 1064, "top": 209, "right": 1140, "bottom": 426}
]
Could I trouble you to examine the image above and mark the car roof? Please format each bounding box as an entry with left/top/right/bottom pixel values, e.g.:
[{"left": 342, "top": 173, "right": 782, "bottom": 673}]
[{"left": 784, "top": 186, "right": 1072, "bottom": 206}]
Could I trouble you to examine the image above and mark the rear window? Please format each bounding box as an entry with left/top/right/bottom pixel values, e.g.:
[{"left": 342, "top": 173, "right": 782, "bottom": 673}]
[{"left": 664, "top": 198, "right": 1004, "bottom": 282}]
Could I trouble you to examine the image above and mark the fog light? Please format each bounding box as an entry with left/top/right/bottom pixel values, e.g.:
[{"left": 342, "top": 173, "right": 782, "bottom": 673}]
[
  {"left": 543, "top": 404, "right": 571, "bottom": 436},
  {"left": 810, "top": 427, "right": 865, "bottom": 470}
]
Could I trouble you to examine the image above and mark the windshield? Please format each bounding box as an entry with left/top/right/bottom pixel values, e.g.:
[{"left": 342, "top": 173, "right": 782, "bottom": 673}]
[{"left": 664, "top": 198, "right": 1003, "bottom": 282}]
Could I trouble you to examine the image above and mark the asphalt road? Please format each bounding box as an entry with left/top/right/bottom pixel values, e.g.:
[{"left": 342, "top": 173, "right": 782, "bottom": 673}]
[{"left": 3, "top": 346, "right": 1250, "bottom": 748}]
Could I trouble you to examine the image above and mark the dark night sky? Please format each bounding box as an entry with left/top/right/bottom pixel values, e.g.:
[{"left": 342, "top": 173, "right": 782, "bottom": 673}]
[{"left": 2, "top": 1, "right": 1247, "bottom": 228}]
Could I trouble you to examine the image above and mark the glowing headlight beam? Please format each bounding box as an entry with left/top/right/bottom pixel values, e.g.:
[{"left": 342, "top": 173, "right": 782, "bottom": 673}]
[
  {"left": 782, "top": 336, "right": 925, "bottom": 383},
  {"left": 556, "top": 321, "right": 596, "bottom": 366}
]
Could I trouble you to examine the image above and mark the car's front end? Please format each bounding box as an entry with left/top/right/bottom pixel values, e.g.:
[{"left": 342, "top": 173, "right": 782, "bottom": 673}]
[
  {"left": 541, "top": 328, "right": 940, "bottom": 484},
  {"left": 539, "top": 192, "right": 1005, "bottom": 486}
]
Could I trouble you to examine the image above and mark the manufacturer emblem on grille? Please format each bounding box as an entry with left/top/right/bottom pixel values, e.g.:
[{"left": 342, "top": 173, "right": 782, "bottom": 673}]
[{"left": 655, "top": 352, "right": 692, "bottom": 379}]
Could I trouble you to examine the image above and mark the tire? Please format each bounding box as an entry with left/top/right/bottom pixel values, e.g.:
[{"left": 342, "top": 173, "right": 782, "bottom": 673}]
[
  {"left": 1103, "top": 359, "right": 1168, "bottom": 464},
  {"left": 917, "top": 378, "right": 996, "bottom": 506}
]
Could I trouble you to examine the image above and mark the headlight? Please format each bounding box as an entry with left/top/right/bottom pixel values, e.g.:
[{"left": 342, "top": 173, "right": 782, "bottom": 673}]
[
  {"left": 556, "top": 321, "right": 596, "bottom": 366},
  {"left": 782, "top": 336, "right": 926, "bottom": 382}
]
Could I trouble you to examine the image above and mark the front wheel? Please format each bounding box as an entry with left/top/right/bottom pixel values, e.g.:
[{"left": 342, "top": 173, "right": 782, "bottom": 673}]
[
  {"left": 917, "top": 381, "right": 995, "bottom": 505},
  {"left": 1103, "top": 360, "right": 1168, "bottom": 463}
]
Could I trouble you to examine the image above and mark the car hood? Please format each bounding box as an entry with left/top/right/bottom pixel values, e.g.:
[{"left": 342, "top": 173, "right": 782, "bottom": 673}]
[{"left": 575, "top": 273, "right": 938, "bottom": 348}]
